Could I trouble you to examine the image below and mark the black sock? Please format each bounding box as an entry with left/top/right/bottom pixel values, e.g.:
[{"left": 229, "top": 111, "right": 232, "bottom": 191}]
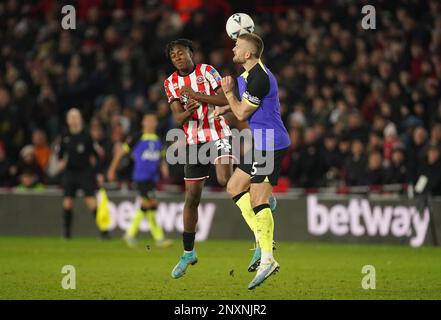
[
  {"left": 253, "top": 203, "right": 270, "bottom": 215},
  {"left": 183, "top": 232, "right": 196, "bottom": 251},
  {"left": 141, "top": 205, "right": 157, "bottom": 214},
  {"left": 92, "top": 208, "right": 97, "bottom": 218},
  {"left": 63, "top": 209, "right": 73, "bottom": 238},
  {"left": 140, "top": 206, "right": 149, "bottom": 214},
  {"left": 101, "top": 230, "right": 111, "bottom": 239},
  {"left": 232, "top": 190, "right": 248, "bottom": 203}
]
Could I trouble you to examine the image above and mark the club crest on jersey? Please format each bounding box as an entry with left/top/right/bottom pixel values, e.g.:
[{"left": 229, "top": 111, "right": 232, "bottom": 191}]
[
  {"left": 173, "top": 83, "right": 179, "bottom": 90},
  {"left": 209, "top": 68, "right": 222, "bottom": 82},
  {"left": 196, "top": 76, "right": 204, "bottom": 83},
  {"left": 77, "top": 144, "right": 85, "bottom": 153}
]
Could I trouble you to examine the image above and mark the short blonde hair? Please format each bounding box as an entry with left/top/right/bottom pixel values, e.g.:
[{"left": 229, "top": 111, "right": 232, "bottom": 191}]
[{"left": 238, "top": 33, "right": 264, "bottom": 59}]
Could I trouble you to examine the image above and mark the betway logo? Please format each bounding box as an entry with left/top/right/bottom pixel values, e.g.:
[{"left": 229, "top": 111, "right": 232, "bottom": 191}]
[
  {"left": 307, "top": 196, "right": 430, "bottom": 247},
  {"left": 105, "top": 200, "right": 215, "bottom": 241}
]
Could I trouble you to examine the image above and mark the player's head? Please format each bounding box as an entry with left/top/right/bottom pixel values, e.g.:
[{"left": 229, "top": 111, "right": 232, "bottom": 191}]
[
  {"left": 233, "top": 33, "right": 264, "bottom": 64},
  {"left": 66, "top": 108, "right": 83, "bottom": 134},
  {"left": 142, "top": 112, "right": 158, "bottom": 133},
  {"left": 166, "top": 39, "right": 195, "bottom": 73}
]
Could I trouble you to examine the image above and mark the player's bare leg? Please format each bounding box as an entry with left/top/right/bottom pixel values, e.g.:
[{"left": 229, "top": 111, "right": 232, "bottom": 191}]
[
  {"left": 248, "top": 182, "right": 279, "bottom": 289},
  {"left": 62, "top": 197, "right": 74, "bottom": 239},
  {"left": 84, "top": 196, "right": 97, "bottom": 212},
  {"left": 183, "top": 180, "right": 204, "bottom": 233},
  {"left": 171, "top": 179, "right": 204, "bottom": 278},
  {"left": 214, "top": 158, "right": 234, "bottom": 187}
]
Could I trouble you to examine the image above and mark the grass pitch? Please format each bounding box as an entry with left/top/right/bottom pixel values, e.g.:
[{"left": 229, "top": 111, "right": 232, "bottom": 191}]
[{"left": 0, "top": 236, "right": 440, "bottom": 300}]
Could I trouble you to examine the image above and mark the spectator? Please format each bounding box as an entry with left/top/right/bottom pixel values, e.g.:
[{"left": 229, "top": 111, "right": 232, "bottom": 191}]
[
  {"left": 11, "top": 145, "right": 44, "bottom": 185},
  {"left": 364, "top": 151, "right": 386, "bottom": 186},
  {"left": 347, "top": 111, "right": 369, "bottom": 143},
  {"left": 0, "top": 87, "right": 25, "bottom": 160},
  {"left": 407, "top": 126, "right": 428, "bottom": 183},
  {"left": 281, "top": 128, "right": 301, "bottom": 176},
  {"left": 429, "top": 122, "right": 441, "bottom": 147},
  {"left": 367, "top": 130, "right": 383, "bottom": 153},
  {"left": 15, "top": 169, "right": 46, "bottom": 192},
  {"left": 383, "top": 123, "right": 401, "bottom": 165},
  {"left": 36, "top": 83, "right": 59, "bottom": 141},
  {"left": 156, "top": 100, "right": 174, "bottom": 141},
  {"left": 289, "top": 127, "right": 325, "bottom": 187},
  {"left": 0, "top": 142, "right": 12, "bottom": 187},
  {"left": 12, "top": 80, "right": 34, "bottom": 132},
  {"left": 322, "top": 133, "right": 341, "bottom": 184},
  {"left": 416, "top": 144, "right": 441, "bottom": 195},
  {"left": 336, "top": 135, "right": 351, "bottom": 171},
  {"left": 385, "top": 144, "right": 409, "bottom": 184},
  {"left": 32, "top": 130, "right": 51, "bottom": 172},
  {"left": 344, "top": 139, "right": 367, "bottom": 186}
]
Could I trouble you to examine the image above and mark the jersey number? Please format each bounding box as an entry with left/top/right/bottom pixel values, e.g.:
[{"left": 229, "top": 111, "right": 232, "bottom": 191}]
[{"left": 251, "top": 161, "right": 258, "bottom": 175}]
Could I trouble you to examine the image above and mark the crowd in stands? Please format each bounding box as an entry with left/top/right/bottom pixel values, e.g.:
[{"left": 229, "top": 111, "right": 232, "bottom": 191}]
[{"left": 1, "top": 0, "right": 441, "bottom": 195}]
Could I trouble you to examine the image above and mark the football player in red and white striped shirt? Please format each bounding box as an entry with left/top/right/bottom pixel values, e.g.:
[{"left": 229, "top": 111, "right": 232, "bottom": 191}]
[{"left": 164, "top": 39, "right": 236, "bottom": 279}]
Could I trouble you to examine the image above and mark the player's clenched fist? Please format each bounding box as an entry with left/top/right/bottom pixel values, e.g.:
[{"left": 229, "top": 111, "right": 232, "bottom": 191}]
[
  {"left": 221, "top": 76, "right": 234, "bottom": 94},
  {"left": 213, "top": 106, "right": 228, "bottom": 118},
  {"left": 186, "top": 98, "right": 200, "bottom": 112},
  {"left": 180, "top": 86, "right": 196, "bottom": 99}
]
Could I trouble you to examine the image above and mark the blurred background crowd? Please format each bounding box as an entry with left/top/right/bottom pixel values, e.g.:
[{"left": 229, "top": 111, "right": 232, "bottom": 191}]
[{"left": 1, "top": 0, "right": 441, "bottom": 195}]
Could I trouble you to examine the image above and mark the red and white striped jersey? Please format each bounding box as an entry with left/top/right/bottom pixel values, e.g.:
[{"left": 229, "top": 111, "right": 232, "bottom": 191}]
[{"left": 164, "top": 64, "right": 232, "bottom": 145}]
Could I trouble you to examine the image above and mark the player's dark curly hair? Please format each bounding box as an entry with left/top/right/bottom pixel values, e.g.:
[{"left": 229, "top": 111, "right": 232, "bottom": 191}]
[{"left": 165, "top": 39, "right": 194, "bottom": 60}]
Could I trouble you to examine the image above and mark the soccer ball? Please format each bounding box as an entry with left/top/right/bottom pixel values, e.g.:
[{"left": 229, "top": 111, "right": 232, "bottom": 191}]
[{"left": 226, "top": 13, "right": 255, "bottom": 40}]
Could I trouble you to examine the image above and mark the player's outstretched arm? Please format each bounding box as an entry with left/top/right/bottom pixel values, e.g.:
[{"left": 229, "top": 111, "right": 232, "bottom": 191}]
[
  {"left": 170, "top": 99, "right": 200, "bottom": 126},
  {"left": 107, "top": 145, "right": 127, "bottom": 182},
  {"left": 181, "top": 86, "right": 229, "bottom": 106},
  {"left": 221, "top": 76, "right": 256, "bottom": 121},
  {"left": 160, "top": 160, "right": 170, "bottom": 179}
]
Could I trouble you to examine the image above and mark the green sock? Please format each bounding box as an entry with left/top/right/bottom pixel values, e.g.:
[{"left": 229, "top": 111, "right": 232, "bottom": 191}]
[
  {"left": 234, "top": 192, "right": 259, "bottom": 244},
  {"left": 255, "top": 207, "right": 274, "bottom": 259},
  {"left": 146, "top": 209, "right": 164, "bottom": 241},
  {"left": 127, "top": 209, "right": 145, "bottom": 238}
]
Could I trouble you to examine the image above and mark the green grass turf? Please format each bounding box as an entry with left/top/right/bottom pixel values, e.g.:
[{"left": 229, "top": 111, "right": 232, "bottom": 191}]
[{"left": 0, "top": 236, "right": 440, "bottom": 300}]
